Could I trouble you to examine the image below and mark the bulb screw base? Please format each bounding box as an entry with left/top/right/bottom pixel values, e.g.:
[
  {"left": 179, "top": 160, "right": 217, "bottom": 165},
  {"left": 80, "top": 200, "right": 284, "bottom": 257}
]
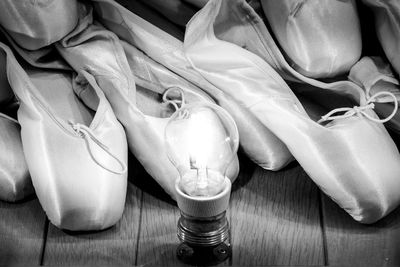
[
  {"left": 176, "top": 211, "right": 231, "bottom": 265},
  {"left": 175, "top": 177, "right": 232, "bottom": 264}
]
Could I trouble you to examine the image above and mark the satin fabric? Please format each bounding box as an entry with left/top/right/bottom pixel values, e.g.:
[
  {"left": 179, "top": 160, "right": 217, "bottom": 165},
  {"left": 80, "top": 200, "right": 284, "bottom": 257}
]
[
  {"left": 349, "top": 57, "right": 400, "bottom": 99},
  {"left": 184, "top": 0, "right": 400, "bottom": 223},
  {"left": 349, "top": 57, "right": 400, "bottom": 135},
  {"left": 0, "top": 0, "right": 79, "bottom": 50},
  {"left": 207, "top": 0, "right": 400, "bottom": 134},
  {"left": 54, "top": 3, "right": 239, "bottom": 199},
  {"left": 260, "top": 0, "right": 362, "bottom": 78},
  {"left": 0, "top": 113, "right": 33, "bottom": 202},
  {"left": 207, "top": 0, "right": 365, "bottom": 102},
  {"left": 0, "top": 39, "right": 128, "bottom": 231},
  {"left": 362, "top": 0, "right": 400, "bottom": 77},
  {"left": 89, "top": 0, "right": 293, "bottom": 171}
]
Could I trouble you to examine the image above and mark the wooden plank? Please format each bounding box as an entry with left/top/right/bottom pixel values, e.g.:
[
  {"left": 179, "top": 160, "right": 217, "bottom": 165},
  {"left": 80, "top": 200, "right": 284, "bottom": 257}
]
[
  {"left": 230, "top": 156, "right": 325, "bottom": 266},
  {"left": 135, "top": 172, "right": 186, "bottom": 266},
  {"left": 322, "top": 195, "right": 400, "bottom": 266},
  {"left": 42, "top": 182, "right": 141, "bottom": 266},
  {"left": 0, "top": 198, "right": 46, "bottom": 266},
  {"left": 42, "top": 153, "right": 143, "bottom": 266}
]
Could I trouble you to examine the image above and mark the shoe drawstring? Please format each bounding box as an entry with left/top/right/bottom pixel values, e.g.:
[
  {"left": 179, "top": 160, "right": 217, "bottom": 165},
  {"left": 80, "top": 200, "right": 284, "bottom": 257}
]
[
  {"left": 162, "top": 87, "right": 190, "bottom": 119},
  {"left": 318, "top": 91, "right": 398, "bottom": 124},
  {"left": 162, "top": 87, "right": 186, "bottom": 110},
  {"left": 0, "top": 112, "right": 19, "bottom": 124},
  {"left": 68, "top": 120, "right": 127, "bottom": 175}
]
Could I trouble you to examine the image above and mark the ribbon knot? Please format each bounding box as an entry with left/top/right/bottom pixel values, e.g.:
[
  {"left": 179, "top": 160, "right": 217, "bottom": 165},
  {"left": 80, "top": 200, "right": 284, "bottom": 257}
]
[
  {"left": 68, "top": 120, "right": 127, "bottom": 175},
  {"left": 162, "top": 86, "right": 186, "bottom": 111},
  {"left": 71, "top": 123, "right": 84, "bottom": 137},
  {"left": 162, "top": 86, "right": 190, "bottom": 119},
  {"left": 318, "top": 91, "right": 398, "bottom": 124}
]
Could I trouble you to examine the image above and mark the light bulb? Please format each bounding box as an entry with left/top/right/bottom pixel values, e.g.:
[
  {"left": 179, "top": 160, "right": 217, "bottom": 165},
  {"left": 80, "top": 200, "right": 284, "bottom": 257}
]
[
  {"left": 165, "top": 101, "right": 239, "bottom": 265},
  {"left": 165, "top": 102, "right": 238, "bottom": 197}
]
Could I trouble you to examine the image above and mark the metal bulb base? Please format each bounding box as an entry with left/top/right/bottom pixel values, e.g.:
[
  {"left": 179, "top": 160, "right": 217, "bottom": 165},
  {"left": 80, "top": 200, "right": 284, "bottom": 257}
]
[
  {"left": 176, "top": 211, "right": 231, "bottom": 265},
  {"left": 175, "top": 177, "right": 232, "bottom": 264}
]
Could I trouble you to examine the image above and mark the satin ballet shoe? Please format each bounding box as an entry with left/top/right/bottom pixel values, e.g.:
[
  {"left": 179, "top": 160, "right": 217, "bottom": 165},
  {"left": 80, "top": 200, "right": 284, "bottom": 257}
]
[
  {"left": 55, "top": 11, "right": 239, "bottom": 199},
  {"left": 80, "top": 0, "right": 293, "bottom": 171},
  {"left": 184, "top": 0, "right": 400, "bottom": 223},
  {"left": 200, "top": 0, "right": 365, "bottom": 101},
  {"left": 349, "top": 56, "right": 400, "bottom": 134},
  {"left": 349, "top": 57, "right": 400, "bottom": 102},
  {"left": 200, "top": 0, "right": 399, "bottom": 135},
  {"left": 120, "top": 40, "right": 238, "bottom": 184},
  {"left": 0, "top": 28, "right": 72, "bottom": 72},
  {"left": 0, "top": 112, "right": 33, "bottom": 202},
  {"left": 0, "top": 0, "right": 79, "bottom": 50},
  {"left": 260, "top": 0, "right": 362, "bottom": 78},
  {"left": 362, "top": 0, "right": 400, "bottom": 77},
  {"left": 0, "top": 41, "right": 128, "bottom": 231}
]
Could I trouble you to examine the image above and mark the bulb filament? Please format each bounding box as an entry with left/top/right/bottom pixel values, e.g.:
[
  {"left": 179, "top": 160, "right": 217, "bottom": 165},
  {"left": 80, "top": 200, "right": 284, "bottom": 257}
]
[{"left": 190, "top": 156, "right": 209, "bottom": 195}]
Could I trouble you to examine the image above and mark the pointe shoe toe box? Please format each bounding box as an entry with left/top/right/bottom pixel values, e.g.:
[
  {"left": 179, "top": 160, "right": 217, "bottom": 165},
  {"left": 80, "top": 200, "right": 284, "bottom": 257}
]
[{"left": 21, "top": 114, "right": 127, "bottom": 230}]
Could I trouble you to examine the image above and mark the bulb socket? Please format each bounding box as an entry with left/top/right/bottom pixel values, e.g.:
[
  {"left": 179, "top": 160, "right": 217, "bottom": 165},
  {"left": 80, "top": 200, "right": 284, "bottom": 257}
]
[
  {"left": 175, "top": 177, "right": 232, "bottom": 263},
  {"left": 175, "top": 177, "right": 231, "bottom": 218}
]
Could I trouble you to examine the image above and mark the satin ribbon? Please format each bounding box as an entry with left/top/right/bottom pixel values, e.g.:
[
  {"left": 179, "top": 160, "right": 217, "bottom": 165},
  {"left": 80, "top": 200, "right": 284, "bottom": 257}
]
[
  {"left": 0, "top": 112, "right": 19, "bottom": 124},
  {"left": 162, "top": 86, "right": 186, "bottom": 111},
  {"left": 318, "top": 91, "right": 399, "bottom": 124},
  {"left": 68, "top": 120, "right": 127, "bottom": 175},
  {"left": 162, "top": 86, "right": 191, "bottom": 119}
]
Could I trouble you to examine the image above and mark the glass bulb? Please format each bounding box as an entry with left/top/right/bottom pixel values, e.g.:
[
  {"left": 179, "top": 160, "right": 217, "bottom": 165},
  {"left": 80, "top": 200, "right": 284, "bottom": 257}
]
[{"left": 165, "top": 102, "right": 239, "bottom": 197}]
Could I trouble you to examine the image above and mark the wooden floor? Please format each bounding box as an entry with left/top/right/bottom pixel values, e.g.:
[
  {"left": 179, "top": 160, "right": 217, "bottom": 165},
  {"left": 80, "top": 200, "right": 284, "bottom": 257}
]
[{"left": 1, "top": 151, "right": 400, "bottom": 266}]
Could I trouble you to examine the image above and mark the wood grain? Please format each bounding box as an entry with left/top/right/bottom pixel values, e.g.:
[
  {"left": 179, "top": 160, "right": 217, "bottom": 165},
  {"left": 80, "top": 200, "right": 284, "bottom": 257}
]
[
  {"left": 0, "top": 198, "right": 46, "bottom": 266},
  {"left": 230, "top": 157, "right": 325, "bottom": 266},
  {"left": 322, "top": 195, "right": 400, "bottom": 266},
  {"left": 134, "top": 171, "right": 186, "bottom": 266},
  {"left": 42, "top": 182, "right": 142, "bottom": 266},
  {"left": 5, "top": 154, "right": 400, "bottom": 266}
]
